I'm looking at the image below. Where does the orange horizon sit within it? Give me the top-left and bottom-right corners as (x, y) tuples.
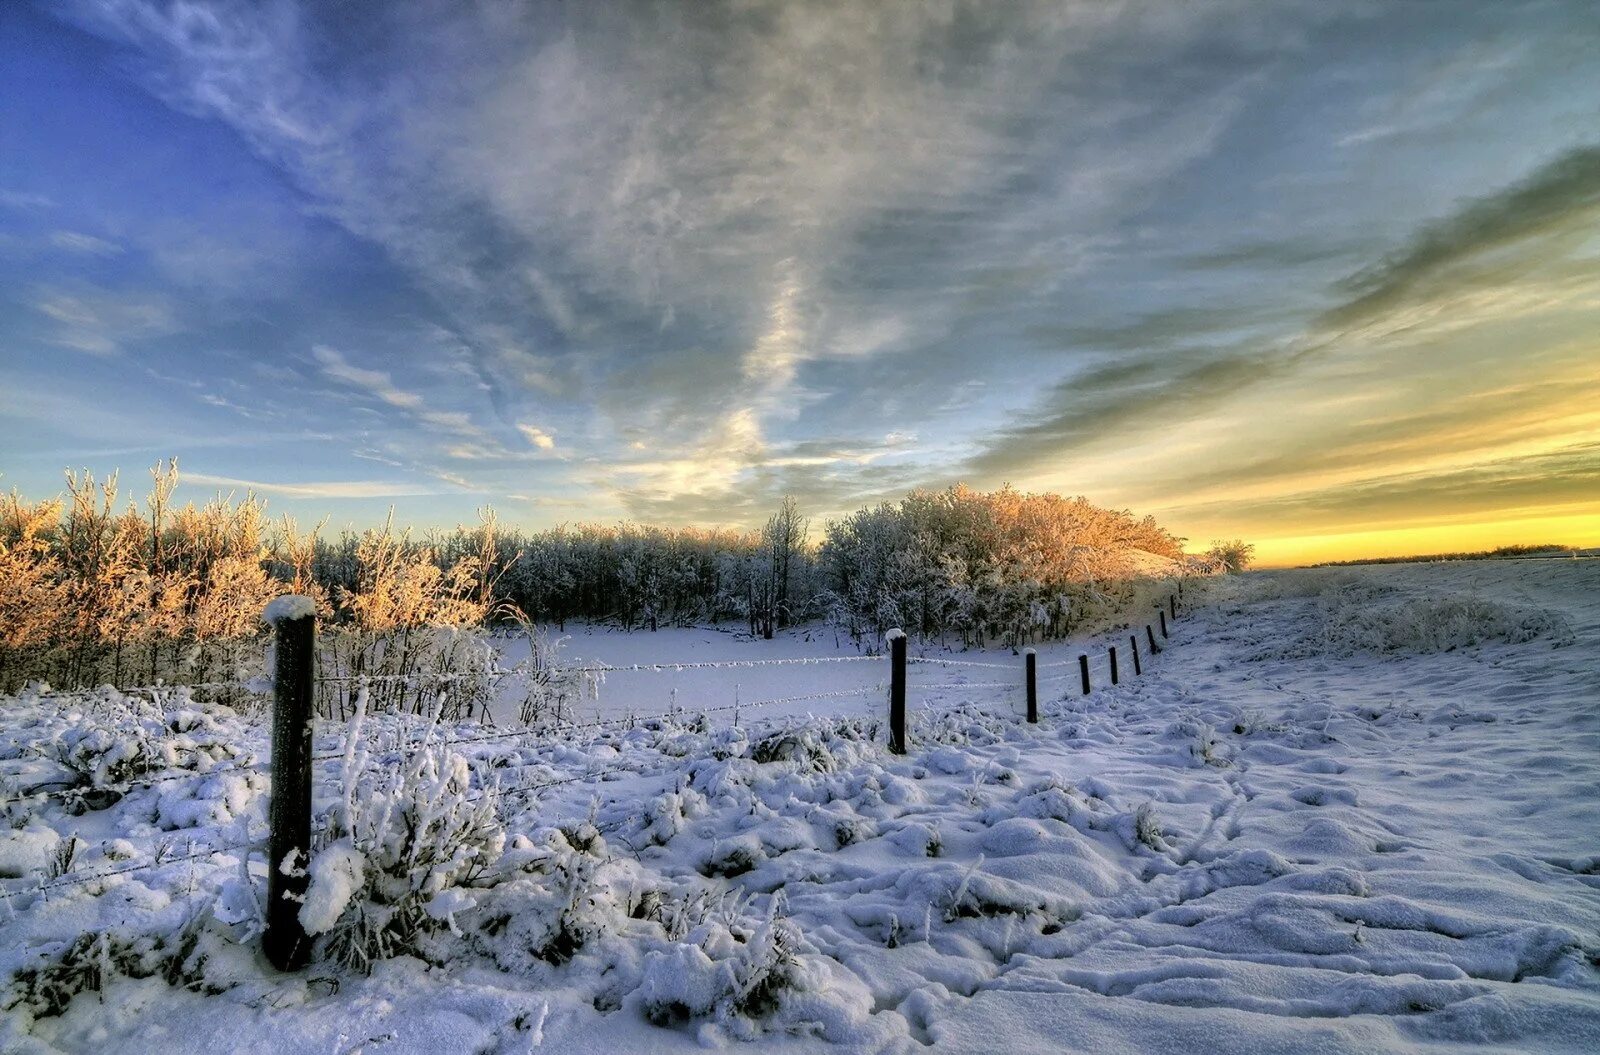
(1232, 510), (1600, 569)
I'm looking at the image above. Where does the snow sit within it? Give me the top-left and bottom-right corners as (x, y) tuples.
(3, 559), (1598, 1053)
(299, 841), (364, 935)
(261, 595), (317, 625)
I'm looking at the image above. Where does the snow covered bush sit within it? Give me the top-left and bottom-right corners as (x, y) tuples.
(469, 825), (618, 971)
(1205, 538), (1255, 573)
(4, 912), (231, 1020)
(300, 701), (506, 972)
(817, 484), (1190, 648)
(35, 691), (247, 812)
(634, 904), (804, 1036)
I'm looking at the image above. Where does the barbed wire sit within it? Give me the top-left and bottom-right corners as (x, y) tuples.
(0, 836), (257, 903)
(906, 656), (1019, 670)
(19, 680), (268, 701)
(7, 759), (271, 809)
(307, 682), (886, 764)
(915, 680), (1020, 692)
(573, 654), (882, 673)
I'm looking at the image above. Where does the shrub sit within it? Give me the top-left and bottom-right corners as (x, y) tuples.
(300, 701), (506, 972)
(1205, 539), (1255, 574)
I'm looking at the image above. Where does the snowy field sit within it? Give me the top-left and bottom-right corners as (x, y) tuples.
(3, 559), (1598, 1053)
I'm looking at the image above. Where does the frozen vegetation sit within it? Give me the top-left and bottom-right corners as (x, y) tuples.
(2, 558), (1598, 1053)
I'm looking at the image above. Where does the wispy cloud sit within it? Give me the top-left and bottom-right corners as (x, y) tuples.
(181, 471), (446, 499)
(309, 344), (494, 444)
(31, 286), (175, 355)
(1320, 144), (1600, 333)
(49, 231), (122, 256)
(16, 0), (1599, 554)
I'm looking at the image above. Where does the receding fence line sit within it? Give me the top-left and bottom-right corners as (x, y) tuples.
(8, 591), (1189, 961)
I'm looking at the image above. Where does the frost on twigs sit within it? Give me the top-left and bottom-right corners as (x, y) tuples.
(261, 594), (317, 625)
(302, 693), (506, 972)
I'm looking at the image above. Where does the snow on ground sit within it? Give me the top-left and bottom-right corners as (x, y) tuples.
(2, 560), (1598, 1053)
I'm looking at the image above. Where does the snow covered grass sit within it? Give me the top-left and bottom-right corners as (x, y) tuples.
(2, 559), (1598, 1053)
(1222, 569), (1576, 657)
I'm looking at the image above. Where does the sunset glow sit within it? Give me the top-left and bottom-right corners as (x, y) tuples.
(3, 1), (1598, 562)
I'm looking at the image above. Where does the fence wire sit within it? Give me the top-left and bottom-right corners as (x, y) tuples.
(0, 836), (257, 903)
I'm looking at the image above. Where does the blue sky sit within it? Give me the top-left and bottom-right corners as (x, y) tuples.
(2, 0), (1598, 564)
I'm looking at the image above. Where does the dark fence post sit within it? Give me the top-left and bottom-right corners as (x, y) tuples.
(264, 596), (315, 972)
(1169, 594), (1177, 620)
(1109, 646), (1119, 685)
(1147, 623), (1161, 654)
(1159, 610), (1169, 638)
(888, 629), (907, 755)
(1025, 648), (1038, 724)
(1129, 635), (1142, 676)
(1078, 653), (1091, 695)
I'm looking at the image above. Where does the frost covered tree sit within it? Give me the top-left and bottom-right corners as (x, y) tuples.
(1206, 539), (1256, 573)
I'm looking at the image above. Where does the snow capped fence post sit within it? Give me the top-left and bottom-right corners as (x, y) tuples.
(1129, 635), (1142, 676)
(888, 629), (907, 755)
(1025, 648), (1038, 724)
(1079, 654), (1091, 696)
(263, 595), (316, 972)
(1109, 645), (1119, 685)
(1159, 610), (1169, 638)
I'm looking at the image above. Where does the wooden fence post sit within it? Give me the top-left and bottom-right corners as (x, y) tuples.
(264, 596), (316, 972)
(1159, 610), (1169, 638)
(1147, 623), (1161, 654)
(1025, 648), (1037, 724)
(1078, 653), (1090, 696)
(1109, 646), (1119, 685)
(1169, 594), (1177, 620)
(1129, 635), (1142, 676)
(888, 629), (907, 755)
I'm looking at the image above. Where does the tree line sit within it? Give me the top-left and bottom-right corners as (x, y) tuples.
(0, 463), (1220, 694)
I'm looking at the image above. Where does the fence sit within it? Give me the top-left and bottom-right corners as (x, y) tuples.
(2, 589), (1188, 971)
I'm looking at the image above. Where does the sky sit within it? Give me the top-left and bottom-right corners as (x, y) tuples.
(2, 0), (1598, 567)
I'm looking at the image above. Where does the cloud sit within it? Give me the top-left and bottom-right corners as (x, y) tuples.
(0, 189), (54, 211)
(1173, 440), (1600, 534)
(309, 344), (498, 446)
(181, 471), (446, 499)
(31, 286), (176, 355)
(32, 0), (1600, 548)
(1321, 143), (1600, 333)
(965, 141), (1600, 487)
(49, 231), (122, 256)
(516, 424), (555, 450)
(310, 344), (422, 410)
(48, 0), (1319, 489)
